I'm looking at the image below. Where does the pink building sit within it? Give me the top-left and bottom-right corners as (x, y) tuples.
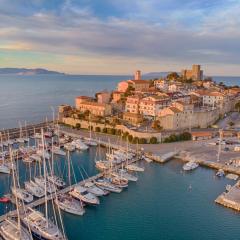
(125, 95), (142, 114)
(96, 91), (111, 104)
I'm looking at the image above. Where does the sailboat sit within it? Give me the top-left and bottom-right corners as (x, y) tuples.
(83, 181), (106, 196)
(54, 150), (85, 216)
(69, 185), (100, 205)
(11, 187), (33, 203)
(0, 148), (33, 240)
(22, 129), (67, 240)
(25, 180), (45, 198)
(95, 178), (122, 193)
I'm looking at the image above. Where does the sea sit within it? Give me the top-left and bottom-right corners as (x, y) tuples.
(0, 74), (240, 240)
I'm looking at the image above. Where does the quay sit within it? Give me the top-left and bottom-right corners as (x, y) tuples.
(215, 181), (240, 211)
(0, 122), (50, 140)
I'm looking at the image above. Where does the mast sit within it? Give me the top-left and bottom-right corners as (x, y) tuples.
(41, 128), (48, 227)
(67, 151), (71, 186)
(9, 148), (21, 236)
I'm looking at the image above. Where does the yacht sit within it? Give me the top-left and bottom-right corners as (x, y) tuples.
(117, 169), (138, 182)
(24, 180), (44, 198)
(216, 169), (225, 177)
(22, 208), (65, 240)
(69, 185), (100, 205)
(125, 164), (144, 172)
(47, 175), (66, 188)
(34, 177), (56, 194)
(183, 161), (199, 171)
(84, 138), (98, 147)
(11, 187), (33, 203)
(72, 140), (89, 150)
(95, 161), (110, 171)
(55, 193), (85, 216)
(84, 182), (106, 196)
(30, 154), (42, 162)
(111, 176), (128, 188)
(95, 178), (122, 193)
(52, 146), (66, 156)
(64, 143), (75, 152)
(0, 218), (32, 240)
(0, 164), (10, 174)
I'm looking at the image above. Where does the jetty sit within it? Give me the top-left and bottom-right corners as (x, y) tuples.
(215, 181), (240, 211)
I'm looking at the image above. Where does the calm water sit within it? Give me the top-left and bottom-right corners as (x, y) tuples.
(0, 74), (239, 129)
(0, 146), (239, 240)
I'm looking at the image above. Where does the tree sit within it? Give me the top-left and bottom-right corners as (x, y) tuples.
(132, 137), (139, 144)
(139, 138), (147, 144)
(228, 121), (234, 127)
(75, 123), (81, 129)
(166, 72), (179, 81)
(102, 128), (107, 133)
(150, 137), (158, 144)
(95, 127), (101, 132)
(151, 120), (162, 131)
(128, 135), (133, 142)
(179, 132), (191, 141)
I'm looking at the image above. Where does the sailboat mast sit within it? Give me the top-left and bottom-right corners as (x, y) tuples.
(67, 151), (71, 186)
(10, 148), (21, 235)
(41, 128), (48, 226)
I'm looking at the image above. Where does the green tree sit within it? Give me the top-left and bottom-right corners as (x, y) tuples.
(128, 135), (133, 142)
(166, 72), (179, 81)
(95, 127), (101, 132)
(75, 123), (81, 129)
(139, 138), (147, 144)
(132, 137), (139, 144)
(150, 137), (158, 144)
(102, 128), (107, 133)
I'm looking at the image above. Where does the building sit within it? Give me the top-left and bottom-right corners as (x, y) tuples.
(139, 96), (170, 117)
(117, 70), (150, 92)
(191, 131), (214, 141)
(75, 96), (94, 105)
(125, 95), (141, 114)
(112, 91), (125, 103)
(181, 64), (203, 81)
(76, 102), (112, 116)
(123, 112), (143, 126)
(96, 91), (111, 104)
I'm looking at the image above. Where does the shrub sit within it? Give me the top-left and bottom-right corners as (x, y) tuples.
(102, 128), (107, 133)
(107, 128), (116, 135)
(149, 137), (158, 144)
(128, 135), (133, 142)
(75, 123), (81, 129)
(132, 137), (139, 144)
(95, 127), (101, 132)
(139, 138), (147, 144)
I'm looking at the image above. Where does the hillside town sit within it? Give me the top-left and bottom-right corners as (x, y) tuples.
(59, 65), (240, 143)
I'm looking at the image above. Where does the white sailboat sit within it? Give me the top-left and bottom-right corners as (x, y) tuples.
(0, 148), (33, 240)
(24, 180), (44, 198)
(52, 146), (66, 156)
(84, 181), (106, 196)
(117, 169), (138, 182)
(69, 185), (100, 205)
(11, 187), (33, 203)
(125, 164), (144, 172)
(55, 152), (85, 216)
(34, 176), (56, 194)
(47, 175), (66, 188)
(95, 178), (122, 193)
(72, 139), (89, 150)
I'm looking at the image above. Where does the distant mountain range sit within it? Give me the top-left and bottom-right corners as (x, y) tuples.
(0, 68), (64, 75)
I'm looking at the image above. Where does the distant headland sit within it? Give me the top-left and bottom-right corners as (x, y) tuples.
(0, 68), (65, 75)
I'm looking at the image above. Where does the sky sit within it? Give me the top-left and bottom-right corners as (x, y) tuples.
(0, 0), (240, 75)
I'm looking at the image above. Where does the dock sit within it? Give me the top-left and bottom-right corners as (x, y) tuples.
(215, 181), (240, 211)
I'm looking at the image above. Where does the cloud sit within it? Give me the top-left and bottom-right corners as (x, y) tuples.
(0, 0), (240, 74)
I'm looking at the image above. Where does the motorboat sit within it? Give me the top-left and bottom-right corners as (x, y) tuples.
(24, 180), (45, 198)
(52, 146), (66, 156)
(0, 218), (32, 240)
(125, 164), (144, 172)
(0, 164), (10, 174)
(216, 169), (225, 177)
(183, 161), (199, 171)
(47, 175), (66, 188)
(117, 169), (138, 182)
(69, 185), (100, 205)
(64, 143), (75, 152)
(22, 208), (66, 240)
(111, 176), (128, 188)
(84, 182), (106, 196)
(34, 177), (56, 194)
(72, 140), (89, 150)
(95, 178), (122, 193)
(95, 161), (110, 171)
(11, 187), (33, 203)
(55, 193), (85, 216)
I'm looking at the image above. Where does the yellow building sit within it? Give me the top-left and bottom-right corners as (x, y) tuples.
(181, 64), (203, 81)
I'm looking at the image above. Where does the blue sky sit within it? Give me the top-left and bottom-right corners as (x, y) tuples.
(0, 0), (240, 75)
